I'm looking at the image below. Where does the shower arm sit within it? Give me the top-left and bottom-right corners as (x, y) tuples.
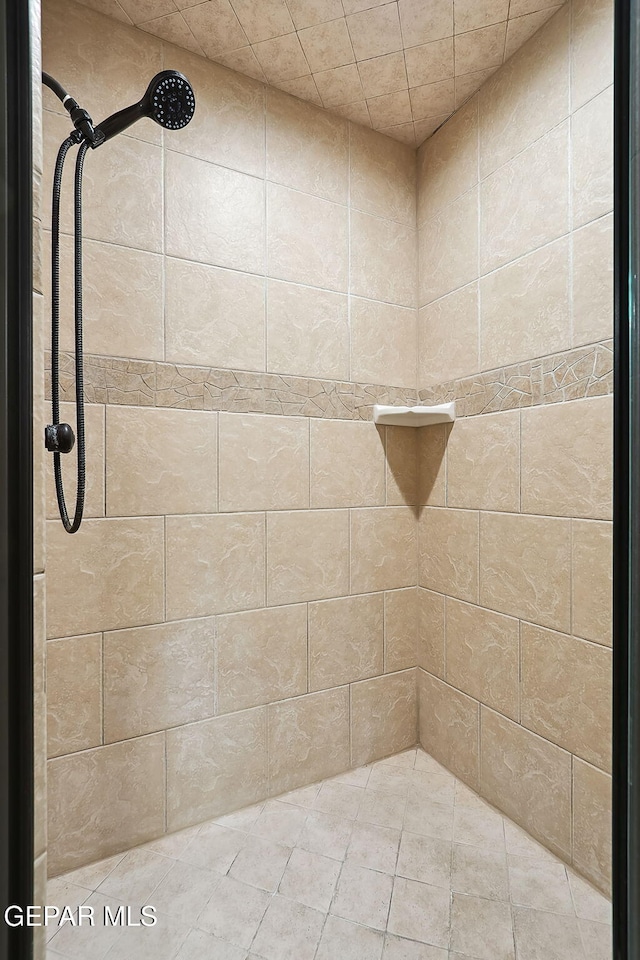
(42, 72), (104, 147)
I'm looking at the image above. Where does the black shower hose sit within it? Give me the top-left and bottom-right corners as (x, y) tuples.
(50, 135), (88, 533)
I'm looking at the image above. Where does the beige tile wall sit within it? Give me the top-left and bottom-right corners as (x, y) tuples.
(416, 0), (613, 894)
(40, 0), (614, 899)
(417, 0), (613, 384)
(42, 0), (419, 877)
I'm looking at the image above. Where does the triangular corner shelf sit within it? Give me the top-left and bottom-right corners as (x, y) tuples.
(372, 402), (456, 427)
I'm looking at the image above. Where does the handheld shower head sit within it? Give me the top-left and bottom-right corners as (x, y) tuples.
(93, 70), (195, 146)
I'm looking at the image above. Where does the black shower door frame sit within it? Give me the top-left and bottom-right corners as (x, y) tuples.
(614, 0), (640, 957)
(0, 0), (34, 957)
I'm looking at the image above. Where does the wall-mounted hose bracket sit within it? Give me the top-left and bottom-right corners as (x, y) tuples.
(44, 423), (75, 454)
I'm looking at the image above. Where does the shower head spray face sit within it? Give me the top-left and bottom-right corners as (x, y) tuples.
(146, 71), (196, 131)
(93, 70), (195, 146)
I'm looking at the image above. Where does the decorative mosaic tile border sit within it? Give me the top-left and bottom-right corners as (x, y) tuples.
(46, 352), (418, 421)
(45, 339), (613, 420)
(418, 340), (614, 417)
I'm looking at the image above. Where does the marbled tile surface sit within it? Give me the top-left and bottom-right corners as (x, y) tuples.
(418, 341), (613, 418)
(46, 747), (611, 960)
(47, 352), (418, 421)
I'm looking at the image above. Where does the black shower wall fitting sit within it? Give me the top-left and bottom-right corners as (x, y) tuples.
(42, 70), (196, 533)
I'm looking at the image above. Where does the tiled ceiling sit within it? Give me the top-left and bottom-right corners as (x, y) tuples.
(75, 0), (564, 146)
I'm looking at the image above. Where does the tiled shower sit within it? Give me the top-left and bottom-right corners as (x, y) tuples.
(32, 0), (614, 957)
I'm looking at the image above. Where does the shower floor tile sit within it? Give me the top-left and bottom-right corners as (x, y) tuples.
(46, 748), (611, 960)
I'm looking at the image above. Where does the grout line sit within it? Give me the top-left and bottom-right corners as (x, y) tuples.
(517, 619), (522, 724)
(347, 121), (353, 383)
(569, 517), (574, 636)
(308, 417), (311, 508)
(163, 730), (168, 834)
(215, 412), (220, 513)
(263, 511), (268, 609)
(212, 615), (218, 718)
(518, 408), (522, 514)
(443, 592), (448, 683)
(382, 590), (387, 674)
(476, 94), (482, 373)
(100, 632), (105, 746)
(306, 602), (310, 694)
(348, 682), (353, 768)
(264, 86), (269, 374)
(163, 515), (167, 623)
(570, 753), (575, 866)
(477, 698), (483, 797)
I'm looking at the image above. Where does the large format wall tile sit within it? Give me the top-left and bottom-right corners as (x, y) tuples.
(478, 4), (569, 178)
(571, 86), (613, 230)
(106, 407), (218, 516)
(166, 708), (268, 830)
(48, 733), (166, 875)
(520, 397), (613, 520)
(385, 587), (418, 672)
(417, 95), (478, 226)
(350, 298), (417, 389)
(479, 237), (571, 370)
(266, 280), (349, 381)
(267, 182), (348, 292)
(419, 189), (478, 306)
(219, 413), (309, 512)
(571, 0), (614, 111)
(572, 214), (613, 347)
(572, 519), (612, 646)
(163, 44), (266, 177)
(44, 234), (164, 361)
(351, 669), (417, 766)
(417, 424), (447, 506)
(46, 518), (164, 638)
(480, 708), (572, 860)
(165, 259), (266, 370)
(479, 513), (571, 631)
(166, 151), (265, 273)
(351, 211), (416, 308)
(572, 758), (612, 893)
(480, 122), (569, 274)
(310, 420), (385, 508)
(166, 513), (266, 619)
(351, 507), (417, 593)
(418, 670), (480, 788)
(386, 426), (419, 507)
(84, 134), (165, 254)
(446, 411), (520, 512)
(267, 510), (349, 605)
(43, 0), (162, 144)
(419, 283), (479, 386)
(350, 124), (416, 225)
(217, 605), (308, 713)
(419, 508), (479, 603)
(103, 618), (216, 742)
(309, 593), (384, 690)
(417, 588), (445, 678)
(49, 110), (164, 252)
(46, 634), (102, 758)
(446, 599), (519, 721)
(520, 623), (611, 771)
(267, 88), (348, 203)
(268, 688), (350, 795)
